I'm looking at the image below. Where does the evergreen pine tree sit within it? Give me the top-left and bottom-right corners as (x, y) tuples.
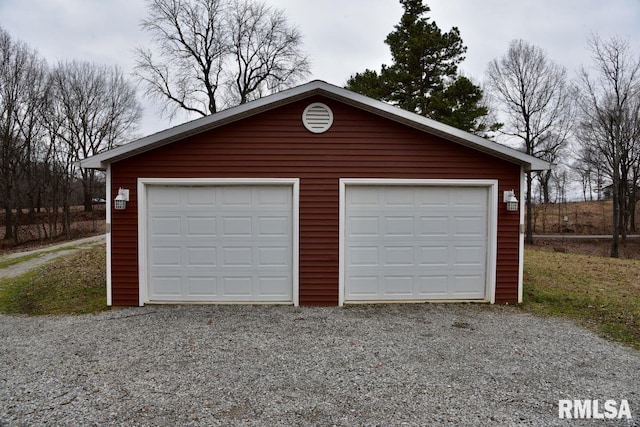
(346, 0), (497, 134)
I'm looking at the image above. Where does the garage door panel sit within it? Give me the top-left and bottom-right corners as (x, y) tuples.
(257, 246), (289, 266)
(151, 276), (183, 298)
(453, 216), (486, 236)
(147, 185), (293, 303)
(345, 185), (488, 302)
(257, 216), (290, 236)
(349, 246), (379, 266)
(186, 247), (216, 267)
(383, 187), (414, 206)
(258, 277), (291, 296)
(222, 277), (253, 296)
(454, 246), (485, 266)
(452, 275), (485, 298)
(257, 187), (290, 207)
(347, 276), (379, 296)
(418, 246), (449, 265)
(220, 187), (252, 206)
(419, 216), (449, 236)
(150, 247), (182, 266)
(151, 216), (182, 237)
(417, 188), (449, 206)
(384, 216), (414, 236)
(221, 216), (252, 236)
(222, 246), (252, 266)
(187, 277), (218, 296)
(418, 276), (449, 295)
(348, 187), (380, 207)
(186, 216), (217, 236)
(348, 216), (379, 236)
(185, 187), (216, 206)
(149, 187), (181, 207)
(383, 246), (414, 266)
(453, 187), (487, 206)
(383, 276), (413, 295)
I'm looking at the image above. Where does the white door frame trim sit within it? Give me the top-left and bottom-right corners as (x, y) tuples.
(137, 178), (300, 306)
(339, 178), (498, 306)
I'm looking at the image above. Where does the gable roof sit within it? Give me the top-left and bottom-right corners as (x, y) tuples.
(80, 80), (550, 171)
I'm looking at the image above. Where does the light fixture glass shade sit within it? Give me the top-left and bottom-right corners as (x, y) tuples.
(506, 194), (518, 211)
(114, 194), (127, 210)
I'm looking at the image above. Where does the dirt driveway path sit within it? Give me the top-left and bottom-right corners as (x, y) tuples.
(0, 235), (105, 280)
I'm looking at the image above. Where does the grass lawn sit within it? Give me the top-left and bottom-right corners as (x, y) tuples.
(523, 248), (640, 350)
(0, 244), (108, 315)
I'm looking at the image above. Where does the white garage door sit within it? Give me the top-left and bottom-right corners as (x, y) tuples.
(344, 185), (489, 302)
(146, 185), (293, 303)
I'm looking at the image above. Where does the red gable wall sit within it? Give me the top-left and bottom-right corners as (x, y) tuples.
(110, 96), (521, 306)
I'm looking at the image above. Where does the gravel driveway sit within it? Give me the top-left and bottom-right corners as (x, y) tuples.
(1, 304), (638, 426)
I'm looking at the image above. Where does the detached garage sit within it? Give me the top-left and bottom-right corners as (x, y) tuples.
(80, 80), (549, 307)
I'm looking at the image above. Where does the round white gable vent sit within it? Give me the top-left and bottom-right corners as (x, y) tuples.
(302, 102), (334, 133)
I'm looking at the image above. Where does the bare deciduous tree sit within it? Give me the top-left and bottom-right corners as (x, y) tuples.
(535, 130), (573, 204)
(134, 0), (310, 119)
(50, 61), (141, 211)
(0, 27), (48, 242)
(227, 0), (310, 105)
(577, 35), (640, 257)
(485, 39), (573, 244)
(572, 150), (605, 202)
(0, 27), (140, 245)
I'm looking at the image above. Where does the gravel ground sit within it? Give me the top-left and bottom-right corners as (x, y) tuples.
(0, 304), (638, 426)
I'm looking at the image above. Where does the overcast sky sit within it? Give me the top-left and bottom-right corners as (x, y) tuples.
(1, 0), (639, 136)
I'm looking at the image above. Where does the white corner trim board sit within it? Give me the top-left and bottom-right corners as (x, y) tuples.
(518, 169), (525, 303)
(339, 179), (498, 306)
(137, 178), (300, 306)
(105, 164), (112, 306)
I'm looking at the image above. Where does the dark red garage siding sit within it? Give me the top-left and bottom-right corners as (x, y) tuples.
(110, 95), (521, 306)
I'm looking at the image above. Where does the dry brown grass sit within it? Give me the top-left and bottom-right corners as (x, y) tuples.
(532, 238), (640, 260)
(523, 248), (640, 349)
(530, 199), (640, 235)
(531, 200), (623, 235)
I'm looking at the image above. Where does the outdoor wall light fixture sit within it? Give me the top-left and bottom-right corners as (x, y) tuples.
(503, 190), (519, 212)
(114, 188), (130, 210)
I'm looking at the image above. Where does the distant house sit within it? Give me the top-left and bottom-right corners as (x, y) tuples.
(600, 184), (640, 200)
(80, 81), (549, 307)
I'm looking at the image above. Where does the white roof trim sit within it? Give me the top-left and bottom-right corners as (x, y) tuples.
(80, 80), (550, 171)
